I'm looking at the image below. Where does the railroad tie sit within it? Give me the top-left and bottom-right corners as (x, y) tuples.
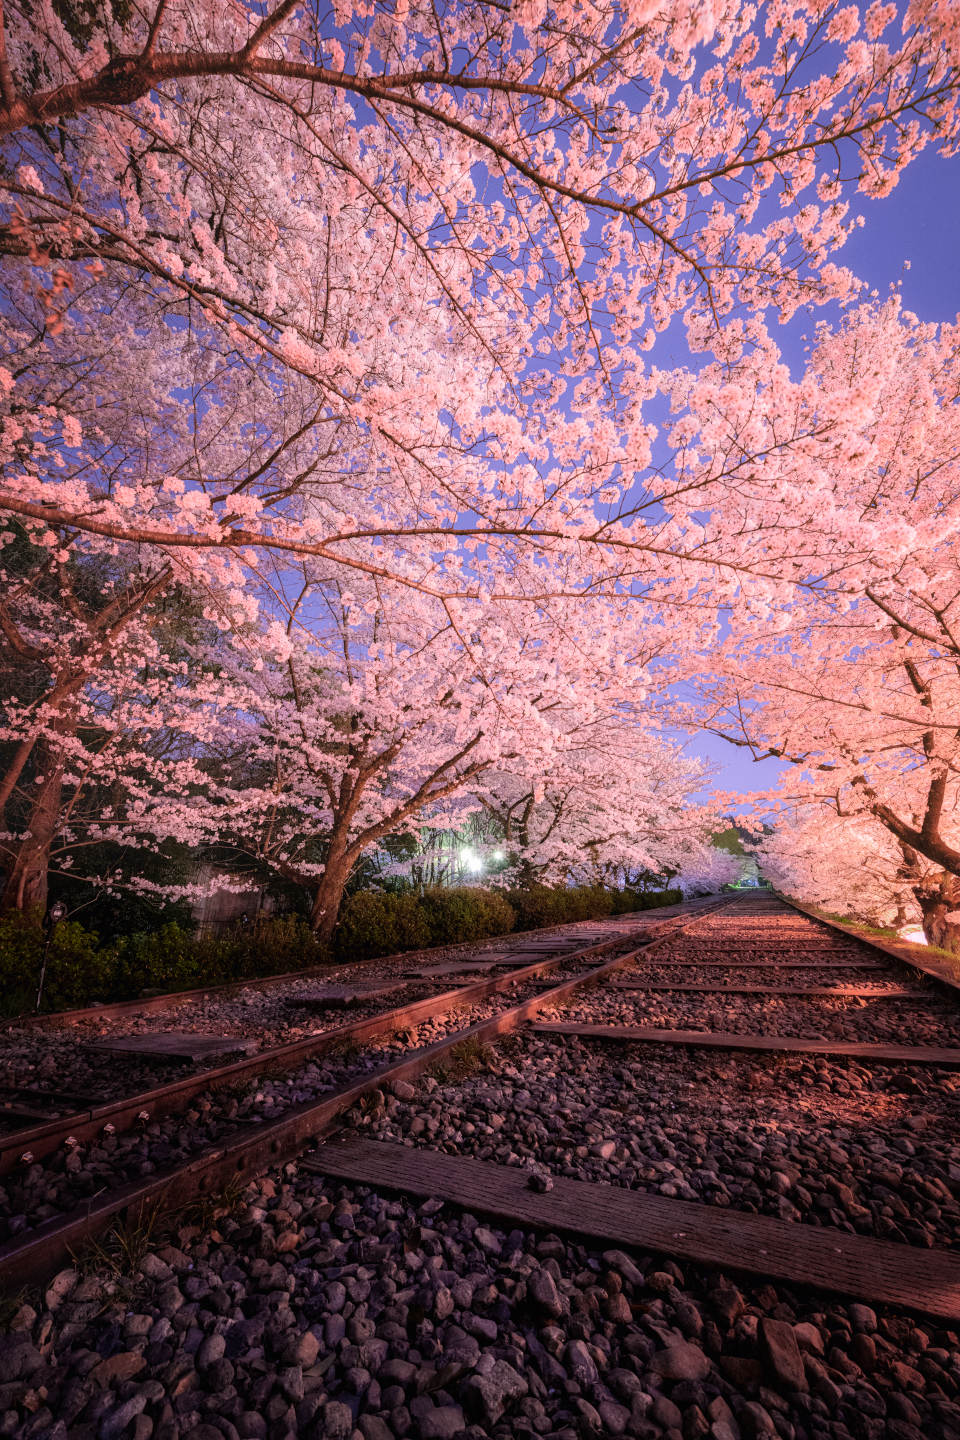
(306, 1137), (960, 1322)
(611, 982), (933, 999)
(639, 959), (886, 969)
(90, 1032), (261, 1062)
(528, 1024), (960, 1066)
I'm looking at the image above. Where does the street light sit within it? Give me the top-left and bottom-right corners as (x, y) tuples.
(36, 900), (67, 1013)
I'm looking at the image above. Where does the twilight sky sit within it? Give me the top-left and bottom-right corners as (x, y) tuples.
(687, 142), (960, 805)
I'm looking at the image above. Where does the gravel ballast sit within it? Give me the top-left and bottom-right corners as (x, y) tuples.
(2, 1166), (959, 1440)
(3, 895), (958, 1440)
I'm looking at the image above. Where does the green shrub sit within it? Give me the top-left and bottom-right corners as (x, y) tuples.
(334, 885), (516, 961)
(506, 883), (613, 929)
(506, 883), (681, 929)
(243, 914), (325, 975)
(334, 890), (433, 961)
(419, 887), (516, 946)
(0, 878), (685, 1017)
(0, 910), (327, 1016)
(115, 915), (325, 994)
(0, 910), (116, 1013)
(611, 886), (682, 913)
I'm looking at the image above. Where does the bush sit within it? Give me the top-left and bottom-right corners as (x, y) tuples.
(419, 887), (516, 946)
(335, 885), (516, 961)
(334, 890), (433, 962)
(0, 909), (116, 1013)
(506, 883), (681, 929)
(0, 880), (685, 1016)
(613, 886), (682, 913)
(506, 883), (613, 929)
(0, 910), (326, 1015)
(115, 915), (325, 995)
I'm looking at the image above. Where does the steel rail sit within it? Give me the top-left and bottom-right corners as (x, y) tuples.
(0, 900), (733, 1290)
(0, 902), (725, 1172)
(3, 899), (703, 1031)
(780, 896), (960, 998)
(0, 926), (654, 1175)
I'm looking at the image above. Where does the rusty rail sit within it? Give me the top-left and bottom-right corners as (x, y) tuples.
(780, 896), (960, 998)
(0, 929), (647, 1175)
(3, 899), (708, 1032)
(0, 900), (732, 1290)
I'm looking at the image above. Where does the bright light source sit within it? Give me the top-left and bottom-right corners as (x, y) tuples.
(492, 849), (505, 862)
(462, 849), (483, 871)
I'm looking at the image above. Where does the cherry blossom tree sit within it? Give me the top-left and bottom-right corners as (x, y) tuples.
(3, 3), (960, 937)
(754, 809), (924, 930)
(142, 574), (670, 941)
(1, 0), (958, 597)
(672, 298), (960, 948)
(476, 719), (727, 889)
(0, 522), (214, 911)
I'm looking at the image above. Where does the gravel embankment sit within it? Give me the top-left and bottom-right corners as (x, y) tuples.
(553, 988), (959, 1046)
(0, 912), (678, 1116)
(1, 1165), (958, 1440)
(0, 954), (612, 1243)
(365, 1033), (960, 1251)
(6, 898), (958, 1440)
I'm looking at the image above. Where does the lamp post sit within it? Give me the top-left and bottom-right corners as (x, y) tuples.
(36, 899), (67, 1013)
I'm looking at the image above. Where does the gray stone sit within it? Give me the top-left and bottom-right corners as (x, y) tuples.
(417, 1404), (465, 1439)
(100, 1394), (147, 1439)
(285, 1331), (320, 1368)
(91, 1352), (146, 1387)
(359, 1419), (395, 1440)
(196, 1333), (227, 1371)
(741, 1401), (778, 1438)
(792, 1323), (824, 1355)
(462, 1360), (528, 1425)
(528, 1270), (562, 1318)
(381, 1358), (418, 1386)
(597, 1400), (631, 1434)
(603, 1251), (644, 1287)
(323, 1401), (355, 1439)
(650, 1342), (710, 1383)
(564, 1340), (599, 1386)
(651, 1395), (683, 1430)
(45, 1268), (78, 1311)
(0, 1339), (41, 1384)
(472, 1227), (501, 1255)
(758, 1318), (807, 1391)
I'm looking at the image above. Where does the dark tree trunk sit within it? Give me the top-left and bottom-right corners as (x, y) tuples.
(0, 740), (63, 914)
(309, 851), (353, 946)
(913, 870), (960, 954)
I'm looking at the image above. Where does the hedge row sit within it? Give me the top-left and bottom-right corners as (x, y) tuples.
(0, 911), (324, 1016)
(334, 886), (516, 962)
(334, 883), (682, 962)
(0, 882), (684, 1014)
(505, 883), (680, 930)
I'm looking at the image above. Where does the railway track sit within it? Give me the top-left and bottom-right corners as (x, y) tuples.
(3, 894), (960, 1440)
(0, 899), (727, 1283)
(1, 899), (699, 1033)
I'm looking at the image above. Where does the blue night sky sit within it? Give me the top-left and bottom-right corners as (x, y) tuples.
(684, 142), (960, 805)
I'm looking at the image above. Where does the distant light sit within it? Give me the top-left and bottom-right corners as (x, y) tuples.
(462, 849), (483, 872)
(492, 850), (505, 862)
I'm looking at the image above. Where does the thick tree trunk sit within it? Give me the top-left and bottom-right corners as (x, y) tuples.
(913, 870), (960, 954)
(0, 741), (64, 914)
(309, 852), (353, 946)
